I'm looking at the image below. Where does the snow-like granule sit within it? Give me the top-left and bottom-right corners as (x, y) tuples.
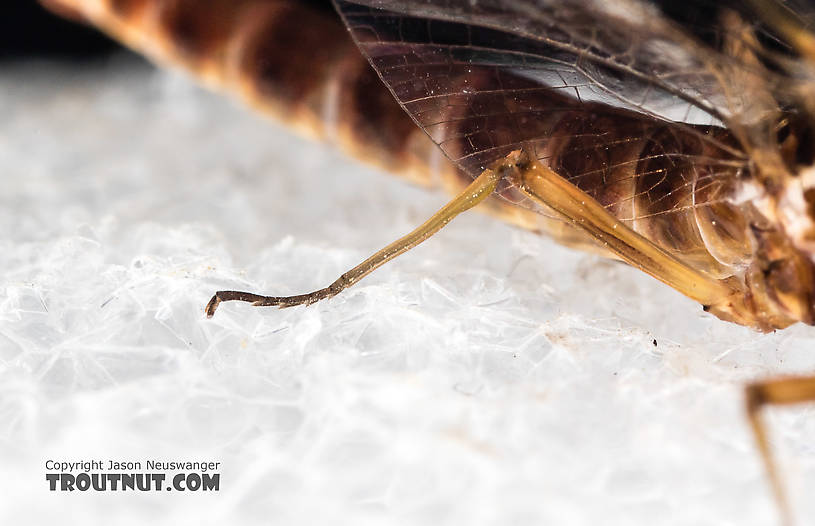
(1, 57), (814, 526)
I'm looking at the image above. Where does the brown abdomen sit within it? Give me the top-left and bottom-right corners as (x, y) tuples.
(37, 0), (752, 271)
(43, 0), (468, 190)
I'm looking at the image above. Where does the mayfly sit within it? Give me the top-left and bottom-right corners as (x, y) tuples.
(41, 0), (815, 522)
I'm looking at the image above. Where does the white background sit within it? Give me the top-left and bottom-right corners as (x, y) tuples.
(1, 56), (814, 525)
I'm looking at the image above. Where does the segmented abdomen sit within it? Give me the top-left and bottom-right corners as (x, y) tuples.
(44, 0), (752, 265)
(45, 1), (454, 185)
(44, 2), (783, 290)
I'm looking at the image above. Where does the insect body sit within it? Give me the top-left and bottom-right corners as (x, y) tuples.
(41, 0), (815, 521)
(44, 0), (815, 332)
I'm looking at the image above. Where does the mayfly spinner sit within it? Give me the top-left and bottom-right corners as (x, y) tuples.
(42, 0), (815, 522)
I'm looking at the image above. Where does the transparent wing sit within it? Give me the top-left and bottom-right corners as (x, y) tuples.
(334, 0), (812, 125)
(332, 0), (809, 212)
(331, 0), (813, 272)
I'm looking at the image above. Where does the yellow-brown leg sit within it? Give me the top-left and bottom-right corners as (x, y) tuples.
(207, 148), (751, 320)
(746, 375), (815, 526)
(205, 165), (502, 317)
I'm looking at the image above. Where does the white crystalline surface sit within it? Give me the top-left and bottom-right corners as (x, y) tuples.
(1, 57), (815, 526)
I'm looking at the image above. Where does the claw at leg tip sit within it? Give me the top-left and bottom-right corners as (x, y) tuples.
(205, 295), (219, 318)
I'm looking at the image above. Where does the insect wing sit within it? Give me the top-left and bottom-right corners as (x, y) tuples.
(335, 2), (736, 139)
(330, 0), (809, 277)
(330, 1), (761, 212)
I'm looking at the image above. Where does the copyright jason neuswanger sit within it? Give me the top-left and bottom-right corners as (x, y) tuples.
(45, 459), (221, 492)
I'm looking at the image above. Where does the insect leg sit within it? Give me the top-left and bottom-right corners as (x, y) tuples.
(205, 166), (502, 317)
(496, 149), (760, 327)
(746, 375), (815, 526)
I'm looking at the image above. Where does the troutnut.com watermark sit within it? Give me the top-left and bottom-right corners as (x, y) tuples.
(45, 459), (220, 492)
